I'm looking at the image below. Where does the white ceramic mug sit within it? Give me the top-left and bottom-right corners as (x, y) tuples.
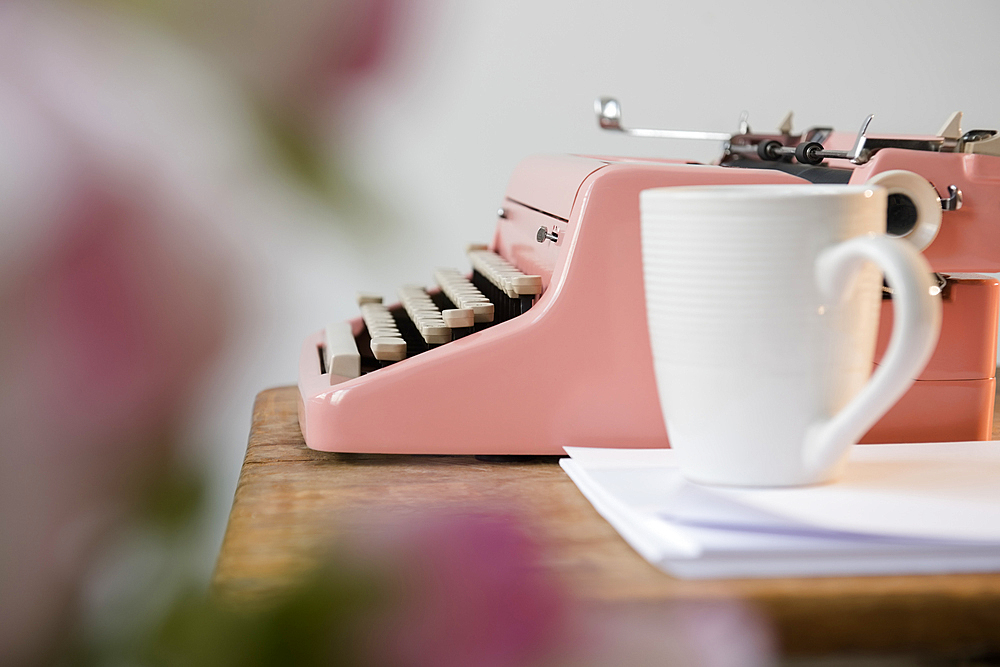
(640, 184), (941, 487)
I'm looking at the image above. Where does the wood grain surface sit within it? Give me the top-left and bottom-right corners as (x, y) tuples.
(213, 385), (1000, 657)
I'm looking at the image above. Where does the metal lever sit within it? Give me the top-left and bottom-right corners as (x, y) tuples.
(595, 97), (731, 142)
(810, 114), (872, 164)
(844, 115), (874, 163)
(939, 185), (963, 211)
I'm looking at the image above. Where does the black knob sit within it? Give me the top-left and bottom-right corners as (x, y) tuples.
(795, 141), (824, 165)
(757, 140), (782, 161)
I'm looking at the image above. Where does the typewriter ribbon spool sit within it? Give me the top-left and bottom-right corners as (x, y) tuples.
(865, 170), (943, 251)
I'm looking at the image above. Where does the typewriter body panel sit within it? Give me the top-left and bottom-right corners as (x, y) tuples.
(844, 148), (1000, 273)
(298, 156), (804, 454)
(299, 103), (1000, 453)
(862, 271), (998, 443)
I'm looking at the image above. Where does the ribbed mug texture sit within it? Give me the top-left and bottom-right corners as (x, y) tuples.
(640, 185), (886, 485)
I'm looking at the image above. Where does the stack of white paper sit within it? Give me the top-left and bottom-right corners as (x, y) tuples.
(561, 442), (1000, 579)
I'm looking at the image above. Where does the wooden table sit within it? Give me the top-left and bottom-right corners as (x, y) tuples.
(213, 386), (1000, 659)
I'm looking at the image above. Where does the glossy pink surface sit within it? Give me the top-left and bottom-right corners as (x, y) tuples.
(873, 275), (999, 381)
(864, 274), (999, 443)
(503, 154), (605, 221)
(849, 150), (1000, 273)
(861, 377), (995, 444)
(299, 157), (804, 453)
(298, 153), (1000, 454)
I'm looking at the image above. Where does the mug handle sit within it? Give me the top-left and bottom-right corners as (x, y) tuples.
(803, 235), (942, 478)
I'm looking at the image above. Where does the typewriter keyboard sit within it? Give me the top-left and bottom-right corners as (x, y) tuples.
(321, 248), (542, 379)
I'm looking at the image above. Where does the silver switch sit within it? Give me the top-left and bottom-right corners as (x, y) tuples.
(536, 226), (558, 243)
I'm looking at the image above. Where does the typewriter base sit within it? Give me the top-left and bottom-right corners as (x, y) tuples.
(298, 276), (1000, 454)
(862, 274), (999, 443)
(298, 327), (997, 453)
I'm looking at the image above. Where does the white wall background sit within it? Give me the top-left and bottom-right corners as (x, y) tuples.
(337, 0), (1000, 286)
(198, 0), (1000, 567)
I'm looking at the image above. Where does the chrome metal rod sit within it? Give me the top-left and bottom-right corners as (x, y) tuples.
(595, 97), (731, 142)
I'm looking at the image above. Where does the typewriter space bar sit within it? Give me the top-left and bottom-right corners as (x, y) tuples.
(324, 321), (361, 381)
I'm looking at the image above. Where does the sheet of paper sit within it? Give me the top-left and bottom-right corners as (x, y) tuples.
(561, 458), (1000, 578)
(565, 442), (1000, 543)
(561, 441), (1000, 579)
(713, 441), (1000, 543)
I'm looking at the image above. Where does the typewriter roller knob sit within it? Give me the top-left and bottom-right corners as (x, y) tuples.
(536, 226), (559, 243)
(866, 170), (943, 251)
(794, 141), (825, 165)
(757, 140), (782, 161)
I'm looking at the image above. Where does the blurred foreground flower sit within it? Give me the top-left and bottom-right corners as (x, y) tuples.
(128, 514), (567, 667)
(0, 0), (404, 660)
(95, 0), (405, 194)
(85, 512), (774, 667)
(98, 0), (400, 120)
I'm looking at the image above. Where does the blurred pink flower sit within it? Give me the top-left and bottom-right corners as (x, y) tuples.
(19, 183), (229, 450)
(0, 4), (235, 661)
(0, 0), (410, 659)
(340, 511), (775, 667)
(364, 513), (569, 667)
(93, 0), (408, 122)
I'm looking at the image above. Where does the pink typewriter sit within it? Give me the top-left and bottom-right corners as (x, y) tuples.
(298, 98), (1000, 454)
